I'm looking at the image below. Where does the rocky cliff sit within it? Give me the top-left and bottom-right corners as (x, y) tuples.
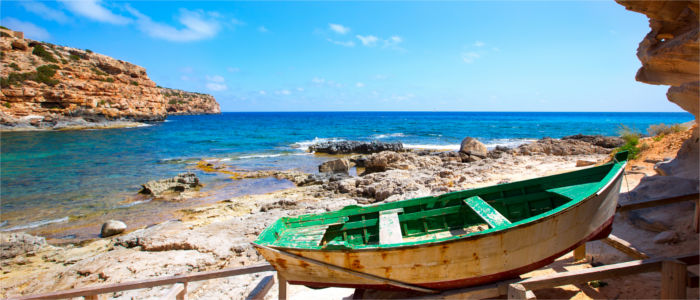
(0, 28), (219, 130)
(616, 0), (699, 180)
(161, 87), (220, 115)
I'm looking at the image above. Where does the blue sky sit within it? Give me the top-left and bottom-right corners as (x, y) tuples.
(0, 1), (684, 112)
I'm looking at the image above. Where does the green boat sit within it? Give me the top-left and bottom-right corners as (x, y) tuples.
(253, 151), (628, 291)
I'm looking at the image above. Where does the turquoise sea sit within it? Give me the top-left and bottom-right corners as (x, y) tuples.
(0, 112), (693, 240)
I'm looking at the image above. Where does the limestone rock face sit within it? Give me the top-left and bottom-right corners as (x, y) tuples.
(0, 232), (46, 259)
(0, 28), (166, 124)
(161, 87), (220, 115)
(616, 0), (699, 119)
(139, 172), (201, 197)
(616, 0), (699, 180)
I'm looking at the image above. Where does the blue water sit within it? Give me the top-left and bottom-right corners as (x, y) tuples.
(0, 112), (693, 239)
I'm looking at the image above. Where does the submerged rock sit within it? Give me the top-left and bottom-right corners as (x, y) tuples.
(309, 141), (403, 154)
(0, 232), (46, 259)
(319, 158), (351, 174)
(139, 172), (201, 197)
(101, 220), (127, 237)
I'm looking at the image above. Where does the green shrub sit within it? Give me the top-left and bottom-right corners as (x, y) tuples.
(647, 123), (685, 137)
(69, 54), (80, 61)
(0, 26), (8, 30)
(32, 44), (58, 63)
(8, 63), (20, 71)
(168, 99), (177, 105)
(3, 102), (11, 108)
(1, 32), (12, 38)
(614, 125), (642, 159)
(85, 49), (93, 53)
(35, 65), (60, 86)
(99, 77), (115, 83)
(130, 81), (139, 86)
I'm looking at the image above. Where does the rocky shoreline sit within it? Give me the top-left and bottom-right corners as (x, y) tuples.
(1, 134), (635, 298)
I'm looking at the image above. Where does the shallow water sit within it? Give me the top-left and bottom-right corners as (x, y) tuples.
(0, 111), (693, 240)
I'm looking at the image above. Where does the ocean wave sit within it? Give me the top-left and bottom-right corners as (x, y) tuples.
(115, 200), (151, 209)
(371, 133), (405, 139)
(136, 123), (152, 127)
(237, 152), (312, 160)
(291, 137), (345, 151)
(1, 217), (69, 231)
(483, 138), (536, 149)
(404, 144), (461, 151)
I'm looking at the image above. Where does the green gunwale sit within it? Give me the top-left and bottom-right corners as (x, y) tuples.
(255, 151), (628, 250)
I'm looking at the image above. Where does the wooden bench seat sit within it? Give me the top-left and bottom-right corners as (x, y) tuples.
(379, 208), (404, 244)
(464, 196), (512, 228)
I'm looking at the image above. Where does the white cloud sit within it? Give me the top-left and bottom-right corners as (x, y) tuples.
(356, 82), (365, 88)
(227, 67), (240, 73)
(60, 0), (130, 25)
(206, 83), (227, 91)
(0, 18), (50, 40)
(181, 67), (194, 73)
(329, 23), (350, 35)
(127, 7), (221, 42)
(258, 26), (268, 33)
(474, 41), (485, 47)
(312, 77), (325, 84)
(231, 18), (246, 26)
(296, 87), (304, 92)
(259, 90), (267, 95)
(206, 75), (225, 83)
(275, 89), (291, 95)
(356, 35), (378, 47)
(180, 75), (190, 81)
(374, 74), (387, 80)
(327, 38), (355, 47)
(461, 51), (480, 63)
(20, 1), (70, 23)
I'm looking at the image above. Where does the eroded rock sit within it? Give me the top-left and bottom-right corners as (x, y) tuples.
(0, 232), (46, 259)
(309, 141), (403, 154)
(319, 158), (350, 174)
(139, 172), (201, 197)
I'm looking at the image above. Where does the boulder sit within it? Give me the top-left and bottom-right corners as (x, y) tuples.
(10, 39), (28, 51)
(309, 141), (403, 154)
(653, 230), (679, 244)
(0, 232), (46, 259)
(101, 220), (127, 237)
(319, 158), (350, 174)
(459, 137), (488, 159)
(139, 172), (201, 197)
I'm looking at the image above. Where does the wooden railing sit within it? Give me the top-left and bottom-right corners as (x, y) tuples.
(8, 193), (699, 300)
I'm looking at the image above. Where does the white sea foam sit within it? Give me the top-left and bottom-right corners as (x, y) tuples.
(404, 144), (461, 151)
(136, 123), (152, 127)
(371, 133), (405, 139)
(1, 217), (69, 231)
(115, 200), (151, 209)
(291, 137), (345, 151)
(237, 153), (312, 160)
(483, 138), (536, 149)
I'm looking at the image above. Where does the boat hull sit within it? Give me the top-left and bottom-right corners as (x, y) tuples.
(254, 168), (623, 291)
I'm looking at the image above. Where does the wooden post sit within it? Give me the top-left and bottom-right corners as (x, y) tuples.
(161, 283), (185, 300)
(573, 244), (586, 261)
(507, 283), (535, 300)
(603, 235), (649, 259)
(278, 273), (287, 300)
(661, 260), (687, 299)
(247, 276), (274, 300)
(84, 295), (105, 300)
(176, 282), (187, 300)
(693, 199), (699, 233)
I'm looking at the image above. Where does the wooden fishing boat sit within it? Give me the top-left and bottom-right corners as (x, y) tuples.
(253, 151), (628, 291)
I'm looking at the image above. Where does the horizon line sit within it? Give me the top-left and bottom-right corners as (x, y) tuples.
(213, 110), (693, 114)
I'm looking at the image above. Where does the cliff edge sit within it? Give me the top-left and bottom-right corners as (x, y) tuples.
(616, 0), (699, 180)
(161, 87), (220, 115)
(0, 28), (220, 130)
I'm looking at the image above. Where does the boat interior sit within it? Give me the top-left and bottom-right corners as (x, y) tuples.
(262, 159), (621, 249)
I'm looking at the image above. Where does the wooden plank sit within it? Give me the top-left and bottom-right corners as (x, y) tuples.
(661, 260), (687, 299)
(602, 234), (649, 259)
(379, 209), (404, 244)
(464, 196), (511, 228)
(518, 257), (664, 291)
(176, 282), (186, 300)
(507, 283), (536, 300)
(13, 263), (275, 300)
(573, 244), (586, 261)
(160, 283), (184, 300)
(247, 275), (274, 300)
(617, 193), (699, 212)
(278, 274), (287, 300)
